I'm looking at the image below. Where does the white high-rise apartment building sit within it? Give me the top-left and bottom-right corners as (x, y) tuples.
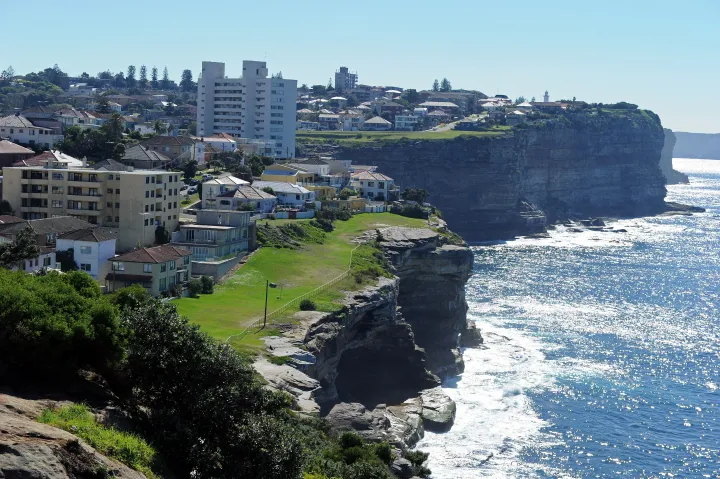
(197, 61), (297, 158)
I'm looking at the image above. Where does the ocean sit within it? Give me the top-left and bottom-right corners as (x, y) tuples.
(418, 158), (720, 478)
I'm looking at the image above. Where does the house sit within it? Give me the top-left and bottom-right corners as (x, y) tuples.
(506, 110), (527, 125)
(341, 114), (364, 131)
(0, 140), (34, 168)
(487, 109), (506, 122)
(320, 197), (367, 212)
(106, 244), (191, 296)
(318, 114), (341, 131)
(394, 115), (420, 131)
(297, 120), (320, 131)
(515, 101), (534, 112)
(260, 164), (314, 185)
(171, 215), (251, 262)
(251, 181), (315, 208)
(455, 118), (483, 131)
(56, 228), (117, 280)
(199, 133), (237, 153)
(288, 157), (330, 176)
(0, 114), (63, 149)
(306, 185), (336, 200)
(362, 116), (392, 131)
(121, 145), (175, 170)
(530, 101), (566, 113)
(11, 150), (84, 168)
(426, 109), (450, 124)
(139, 136), (195, 161)
(0, 216), (97, 273)
(418, 101), (460, 112)
(350, 171), (395, 201)
(201, 174), (250, 209)
(370, 99), (404, 119)
(214, 185), (277, 213)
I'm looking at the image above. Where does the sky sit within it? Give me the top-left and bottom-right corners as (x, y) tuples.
(4, 0), (718, 132)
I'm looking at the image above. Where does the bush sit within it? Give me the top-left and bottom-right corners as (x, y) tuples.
(200, 275), (214, 294)
(188, 278), (202, 298)
(0, 269), (124, 378)
(299, 299), (316, 311)
(318, 208), (352, 221)
(39, 404), (158, 478)
(391, 203), (429, 219)
(310, 218), (334, 232)
(237, 203), (255, 211)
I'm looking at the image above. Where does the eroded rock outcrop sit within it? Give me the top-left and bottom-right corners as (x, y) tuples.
(660, 129), (689, 184)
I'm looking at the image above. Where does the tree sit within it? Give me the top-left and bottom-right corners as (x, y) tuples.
(401, 187), (430, 204)
(150, 66), (158, 89)
(183, 160), (198, 180)
(95, 95), (111, 113)
(271, 71), (283, 79)
(155, 226), (170, 245)
(0, 65), (15, 81)
(311, 84), (327, 96)
(166, 123), (174, 136)
(0, 226), (41, 269)
(327, 77), (333, 91)
(261, 186), (275, 195)
(0, 200), (12, 215)
(126, 65), (136, 88)
(180, 69), (194, 92)
(432, 79), (440, 92)
(139, 65), (148, 89)
(531, 96), (536, 102)
(80, 72), (90, 79)
(339, 187), (357, 200)
(98, 70), (113, 80)
(402, 89), (420, 105)
(515, 96), (526, 104)
(113, 72), (126, 88)
(161, 66), (170, 90)
(440, 78), (451, 92)
(187, 121), (197, 135)
(153, 120), (166, 136)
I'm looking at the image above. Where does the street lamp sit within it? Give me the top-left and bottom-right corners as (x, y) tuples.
(263, 280), (278, 329)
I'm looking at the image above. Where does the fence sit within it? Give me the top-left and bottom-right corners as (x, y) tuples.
(225, 244), (361, 344)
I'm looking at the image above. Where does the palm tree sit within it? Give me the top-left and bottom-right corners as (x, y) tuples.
(153, 120), (166, 136)
(166, 124), (175, 136)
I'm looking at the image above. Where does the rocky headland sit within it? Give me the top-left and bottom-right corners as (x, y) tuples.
(255, 226), (476, 448)
(660, 129), (689, 184)
(302, 110), (700, 241)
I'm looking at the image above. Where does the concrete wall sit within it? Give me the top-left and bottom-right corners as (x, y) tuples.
(191, 255), (242, 281)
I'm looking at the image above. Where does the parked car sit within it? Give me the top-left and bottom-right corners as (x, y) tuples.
(202, 174), (213, 181)
(187, 187), (197, 194)
(189, 178), (200, 185)
(180, 184), (189, 191)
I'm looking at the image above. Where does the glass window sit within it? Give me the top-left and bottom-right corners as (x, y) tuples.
(160, 263), (167, 272)
(143, 264), (152, 273)
(115, 203), (120, 208)
(115, 189), (120, 194)
(159, 278), (167, 291)
(80, 264), (91, 271)
(80, 246), (92, 255)
(112, 261), (124, 271)
(170, 260), (176, 270)
(115, 216), (119, 222)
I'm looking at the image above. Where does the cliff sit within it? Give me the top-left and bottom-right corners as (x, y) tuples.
(306, 110), (669, 240)
(660, 129), (689, 184)
(255, 227), (476, 447)
(673, 131), (720, 159)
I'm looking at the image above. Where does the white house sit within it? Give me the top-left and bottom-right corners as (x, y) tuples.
(0, 115), (63, 149)
(394, 115), (420, 131)
(341, 114), (364, 131)
(251, 181), (315, 208)
(56, 228), (117, 280)
(202, 174), (250, 208)
(350, 171), (395, 201)
(288, 158), (330, 176)
(215, 185), (277, 213)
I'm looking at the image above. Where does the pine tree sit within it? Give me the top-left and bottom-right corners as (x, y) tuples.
(150, 67), (159, 89)
(432, 79), (440, 92)
(161, 67), (170, 90)
(126, 65), (136, 88)
(180, 69), (194, 92)
(440, 78), (451, 92)
(139, 65), (148, 89)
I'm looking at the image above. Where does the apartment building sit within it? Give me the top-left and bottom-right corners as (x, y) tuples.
(196, 60), (297, 158)
(334, 66), (358, 92)
(1, 157), (182, 252)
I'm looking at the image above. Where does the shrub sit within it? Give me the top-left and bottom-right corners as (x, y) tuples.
(200, 275), (214, 294)
(310, 218), (334, 232)
(299, 299), (316, 311)
(39, 404), (158, 478)
(237, 203), (255, 211)
(188, 278), (202, 298)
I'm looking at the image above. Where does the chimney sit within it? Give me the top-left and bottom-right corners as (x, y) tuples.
(82, 156), (87, 167)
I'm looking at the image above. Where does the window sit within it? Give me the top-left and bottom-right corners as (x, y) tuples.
(115, 216), (119, 222)
(112, 261), (124, 271)
(51, 200), (63, 208)
(183, 255), (190, 265)
(143, 264), (152, 273)
(115, 202), (120, 208)
(43, 256), (52, 267)
(159, 278), (167, 291)
(52, 186), (64, 194)
(378, 182), (384, 189)
(80, 246), (92, 255)
(146, 177), (150, 184)
(107, 202), (112, 208)
(368, 182), (375, 187)
(107, 188), (113, 194)
(108, 174), (114, 180)
(145, 191), (150, 198)
(80, 263), (91, 271)
(160, 263), (167, 272)
(115, 189), (120, 194)
(169, 260), (176, 271)
(144, 219), (149, 226)
(145, 205), (149, 212)
(107, 216), (112, 222)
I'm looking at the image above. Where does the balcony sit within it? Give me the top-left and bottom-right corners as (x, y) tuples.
(68, 192), (103, 199)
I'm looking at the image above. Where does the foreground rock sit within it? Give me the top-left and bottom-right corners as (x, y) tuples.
(0, 393), (146, 479)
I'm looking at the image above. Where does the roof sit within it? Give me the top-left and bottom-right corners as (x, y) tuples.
(122, 145), (173, 164)
(262, 168), (298, 176)
(0, 216), (94, 237)
(0, 215), (23, 225)
(139, 136), (195, 147)
(530, 102), (565, 107)
(419, 101), (460, 108)
(364, 116), (392, 125)
(292, 157), (329, 166)
(112, 244), (191, 263)
(372, 99), (403, 108)
(297, 108), (314, 114)
(0, 140), (33, 155)
(179, 224), (236, 231)
(351, 171), (393, 181)
(251, 181), (312, 195)
(508, 110), (526, 116)
(12, 150), (83, 167)
(319, 114), (340, 119)
(211, 133), (236, 142)
(427, 110), (450, 117)
(218, 185), (276, 200)
(93, 159), (129, 171)
(0, 114), (36, 128)
(517, 102), (533, 107)
(57, 228), (117, 242)
(330, 96), (347, 100)
(203, 174), (249, 186)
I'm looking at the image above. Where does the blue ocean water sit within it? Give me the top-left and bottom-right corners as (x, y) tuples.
(418, 159), (720, 478)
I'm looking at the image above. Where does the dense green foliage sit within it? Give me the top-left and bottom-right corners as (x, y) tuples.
(55, 114), (127, 160)
(0, 226), (41, 269)
(0, 269), (124, 377)
(299, 299), (317, 311)
(39, 404), (158, 478)
(400, 188), (430, 203)
(257, 221), (327, 248)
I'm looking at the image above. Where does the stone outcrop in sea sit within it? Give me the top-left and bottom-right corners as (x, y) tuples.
(660, 129), (689, 184)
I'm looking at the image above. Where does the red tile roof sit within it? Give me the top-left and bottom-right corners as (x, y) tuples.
(112, 244), (191, 263)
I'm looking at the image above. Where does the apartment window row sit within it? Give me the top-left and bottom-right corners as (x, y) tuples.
(270, 113), (283, 117)
(270, 105), (284, 110)
(105, 216), (120, 223)
(270, 120), (283, 125)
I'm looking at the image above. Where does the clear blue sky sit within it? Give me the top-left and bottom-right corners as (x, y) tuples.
(4, 0), (718, 132)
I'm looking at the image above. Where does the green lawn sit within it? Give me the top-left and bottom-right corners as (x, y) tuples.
(175, 213), (427, 346)
(296, 126), (512, 144)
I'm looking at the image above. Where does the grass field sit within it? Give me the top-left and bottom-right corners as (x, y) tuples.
(174, 213), (427, 349)
(296, 126), (512, 144)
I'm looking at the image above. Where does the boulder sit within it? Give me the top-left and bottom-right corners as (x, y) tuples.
(420, 387), (456, 432)
(325, 402), (392, 442)
(390, 457), (414, 478)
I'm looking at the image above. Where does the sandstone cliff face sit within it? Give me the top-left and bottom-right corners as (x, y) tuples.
(309, 113), (668, 240)
(660, 129), (689, 184)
